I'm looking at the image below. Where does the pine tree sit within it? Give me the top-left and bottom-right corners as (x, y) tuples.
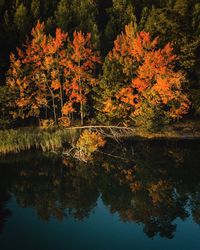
(55, 0), (71, 32)
(144, 3), (200, 83)
(103, 0), (137, 52)
(72, 0), (100, 48)
(31, 0), (40, 20)
(14, 3), (30, 40)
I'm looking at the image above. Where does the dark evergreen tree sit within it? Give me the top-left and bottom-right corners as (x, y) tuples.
(103, 0), (137, 53)
(14, 3), (30, 40)
(31, 0), (40, 20)
(55, 0), (71, 32)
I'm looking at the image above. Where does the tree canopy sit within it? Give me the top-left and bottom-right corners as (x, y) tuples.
(0, 0), (199, 129)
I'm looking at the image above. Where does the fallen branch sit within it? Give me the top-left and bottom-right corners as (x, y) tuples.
(64, 125), (135, 130)
(64, 125), (136, 140)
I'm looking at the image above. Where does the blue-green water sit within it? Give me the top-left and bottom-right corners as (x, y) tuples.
(1, 140), (200, 250)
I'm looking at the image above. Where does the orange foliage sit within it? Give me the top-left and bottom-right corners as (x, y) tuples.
(62, 31), (101, 123)
(106, 23), (190, 122)
(76, 130), (106, 161)
(103, 99), (117, 113)
(51, 80), (61, 90)
(62, 103), (75, 116)
(7, 21), (100, 123)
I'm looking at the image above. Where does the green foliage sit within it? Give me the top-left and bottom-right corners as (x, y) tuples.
(95, 56), (128, 124)
(103, 0), (137, 52)
(144, 2), (200, 78)
(191, 89), (200, 115)
(142, 2), (200, 115)
(55, 0), (100, 46)
(192, 3), (200, 35)
(14, 3), (30, 40)
(0, 86), (16, 128)
(144, 7), (181, 45)
(173, 0), (190, 16)
(132, 102), (170, 132)
(31, 0), (40, 19)
(55, 0), (71, 32)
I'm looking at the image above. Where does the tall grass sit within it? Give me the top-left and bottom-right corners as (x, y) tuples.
(0, 127), (79, 155)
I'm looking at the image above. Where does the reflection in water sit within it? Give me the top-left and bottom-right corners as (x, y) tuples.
(0, 141), (200, 239)
(0, 190), (11, 234)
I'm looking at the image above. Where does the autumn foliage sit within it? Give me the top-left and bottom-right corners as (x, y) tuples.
(6, 22), (190, 130)
(102, 24), (190, 129)
(61, 31), (101, 125)
(76, 130), (106, 161)
(7, 21), (101, 126)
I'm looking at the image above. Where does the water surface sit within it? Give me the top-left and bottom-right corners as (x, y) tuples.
(0, 140), (200, 250)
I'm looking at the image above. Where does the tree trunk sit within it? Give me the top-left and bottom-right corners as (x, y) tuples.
(52, 94), (57, 124)
(78, 61), (83, 125)
(46, 80), (57, 124)
(59, 75), (63, 114)
(80, 88), (83, 125)
(60, 86), (63, 111)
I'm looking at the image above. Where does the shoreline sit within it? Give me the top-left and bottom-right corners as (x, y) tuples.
(0, 119), (200, 155)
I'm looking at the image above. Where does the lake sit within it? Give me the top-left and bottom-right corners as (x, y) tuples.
(0, 140), (200, 250)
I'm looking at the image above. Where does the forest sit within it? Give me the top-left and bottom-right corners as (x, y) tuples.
(0, 0), (200, 132)
(1, 2), (200, 247)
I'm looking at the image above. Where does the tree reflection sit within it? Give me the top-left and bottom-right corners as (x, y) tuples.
(0, 190), (11, 234)
(0, 141), (200, 239)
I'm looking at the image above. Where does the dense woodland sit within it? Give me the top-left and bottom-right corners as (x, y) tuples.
(0, 0), (200, 131)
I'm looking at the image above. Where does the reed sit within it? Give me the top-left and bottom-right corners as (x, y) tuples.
(0, 127), (79, 155)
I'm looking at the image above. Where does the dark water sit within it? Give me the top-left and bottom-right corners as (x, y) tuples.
(1, 140), (200, 250)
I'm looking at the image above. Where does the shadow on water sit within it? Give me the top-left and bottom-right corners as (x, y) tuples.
(0, 190), (11, 234)
(0, 140), (200, 240)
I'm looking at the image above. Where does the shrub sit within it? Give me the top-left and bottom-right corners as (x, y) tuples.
(75, 130), (106, 162)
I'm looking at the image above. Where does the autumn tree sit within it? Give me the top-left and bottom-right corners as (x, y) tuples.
(60, 31), (101, 125)
(75, 130), (105, 161)
(143, 2), (200, 93)
(6, 21), (101, 126)
(100, 23), (190, 130)
(6, 21), (68, 123)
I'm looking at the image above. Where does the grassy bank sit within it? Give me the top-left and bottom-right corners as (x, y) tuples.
(0, 127), (79, 155)
(132, 119), (200, 140)
(64, 120), (200, 140)
(0, 119), (200, 155)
